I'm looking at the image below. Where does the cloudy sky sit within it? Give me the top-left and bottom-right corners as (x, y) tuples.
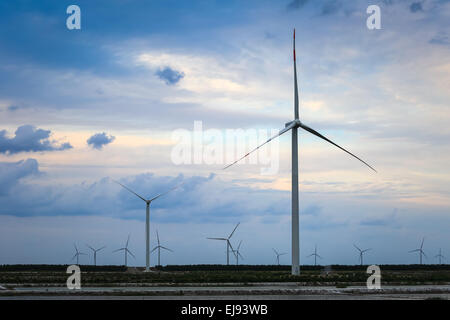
(0, 0), (449, 267)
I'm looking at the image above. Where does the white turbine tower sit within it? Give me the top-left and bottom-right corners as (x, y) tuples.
(86, 245), (106, 266)
(272, 248), (287, 266)
(409, 238), (426, 265)
(151, 229), (173, 266)
(113, 234), (135, 267)
(354, 244), (371, 266)
(223, 30), (376, 275)
(435, 248), (445, 265)
(207, 222), (240, 265)
(232, 240), (244, 266)
(307, 244), (322, 266)
(114, 180), (181, 272)
(71, 244), (87, 265)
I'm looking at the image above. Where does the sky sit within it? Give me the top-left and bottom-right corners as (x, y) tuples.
(0, 0), (449, 267)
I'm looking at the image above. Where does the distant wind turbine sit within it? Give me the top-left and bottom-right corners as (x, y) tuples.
(223, 29), (376, 275)
(354, 244), (371, 266)
(409, 238), (426, 265)
(151, 229), (173, 266)
(307, 244), (322, 266)
(272, 248), (287, 266)
(71, 244), (87, 265)
(113, 234), (135, 267)
(435, 248), (445, 265)
(207, 223), (240, 265)
(232, 240), (244, 266)
(86, 245), (106, 266)
(114, 180), (182, 272)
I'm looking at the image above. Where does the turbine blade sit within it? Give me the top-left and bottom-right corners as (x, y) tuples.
(293, 28), (299, 120)
(126, 234), (130, 248)
(307, 254), (315, 257)
(420, 237), (425, 249)
(299, 123), (377, 173)
(272, 248), (279, 255)
(156, 229), (160, 245)
(86, 244), (95, 251)
(98, 246), (106, 251)
(353, 244), (361, 252)
(161, 246), (173, 252)
(149, 183), (184, 202)
(114, 180), (147, 202)
(113, 248), (125, 253)
(223, 123), (295, 170)
(151, 246), (159, 253)
(127, 249), (136, 259)
(409, 249), (420, 253)
(237, 240), (242, 250)
(207, 237), (227, 241)
(228, 222), (240, 239)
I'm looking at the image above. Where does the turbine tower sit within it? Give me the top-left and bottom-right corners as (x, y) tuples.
(151, 229), (173, 266)
(409, 238), (426, 265)
(207, 222), (240, 265)
(272, 248), (287, 266)
(71, 244), (87, 265)
(114, 180), (181, 272)
(223, 30), (376, 275)
(232, 240), (244, 266)
(86, 245), (106, 266)
(435, 248), (445, 265)
(307, 244), (322, 266)
(354, 244), (371, 266)
(113, 234), (135, 267)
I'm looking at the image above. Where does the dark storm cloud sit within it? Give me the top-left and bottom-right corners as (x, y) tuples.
(155, 67), (185, 85)
(0, 125), (72, 154)
(410, 2), (423, 12)
(87, 132), (115, 150)
(321, 0), (342, 15)
(287, 0), (309, 10)
(7, 105), (20, 112)
(0, 159), (40, 195)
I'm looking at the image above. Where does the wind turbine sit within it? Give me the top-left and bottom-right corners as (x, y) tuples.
(113, 234), (135, 267)
(86, 245), (106, 266)
(151, 229), (173, 266)
(71, 244), (87, 265)
(272, 248), (287, 266)
(207, 223), (240, 265)
(232, 240), (244, 266)
(307, 244), (322, 266)
(435, 248), (445, 265)
(409, 238), (426, 264)
(114, 180), (181, 272)
(354, 244), (371, 266)
(223, 30), (376, 275)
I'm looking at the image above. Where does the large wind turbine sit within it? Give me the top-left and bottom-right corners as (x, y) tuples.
(307, 244), (322, 266)
(86, 245), (106, 266)
(435, 248), (445, 265)
(232, 240), (244, 266)
(223, 30), (376, 275)
(409, 238), (426, 265)
(114, 180), (181, 272)
(151, 229), (173, 266)
(354, 244), (371, 266)
(207, 223), (240, 265)
(71, 244), (87, 265)
(113, 234), (135, 267)
(272, 248), (287, 266)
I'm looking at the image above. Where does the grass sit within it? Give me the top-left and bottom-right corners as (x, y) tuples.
(1, 264), (450, 287)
